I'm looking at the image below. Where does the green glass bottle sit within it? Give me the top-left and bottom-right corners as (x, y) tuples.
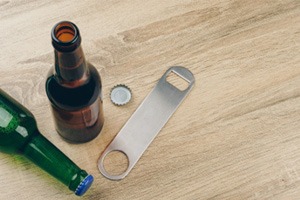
(0, 88), (93, 196)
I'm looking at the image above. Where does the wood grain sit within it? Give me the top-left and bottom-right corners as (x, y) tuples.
(0, 0), (299, 199)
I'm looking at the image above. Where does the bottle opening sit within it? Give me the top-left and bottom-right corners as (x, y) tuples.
(52, 21), (81, 52)
(54, 22), (76, 43)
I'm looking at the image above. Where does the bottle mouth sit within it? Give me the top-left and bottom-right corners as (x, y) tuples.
(51, 21), (81, 52)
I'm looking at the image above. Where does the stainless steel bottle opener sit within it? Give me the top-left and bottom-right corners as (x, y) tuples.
(98, 66), (195, 180)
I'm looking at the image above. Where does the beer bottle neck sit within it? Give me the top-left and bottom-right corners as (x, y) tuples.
(52, 21), (89, 87)
(22, 130), (94, 196)
(54, 47), (89, 85)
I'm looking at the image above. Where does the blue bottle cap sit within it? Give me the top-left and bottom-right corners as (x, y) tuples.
(75, 174), (94, 196)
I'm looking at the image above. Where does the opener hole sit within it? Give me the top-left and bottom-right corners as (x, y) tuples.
(166, 71), (189, 91)
(103, 151), (129, 176)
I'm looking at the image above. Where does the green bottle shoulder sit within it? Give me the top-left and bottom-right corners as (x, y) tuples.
(0, 90), (38, 153)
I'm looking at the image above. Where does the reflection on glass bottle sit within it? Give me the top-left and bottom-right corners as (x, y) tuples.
(0, 88), (93, 196)
(46, 21), (104, 143)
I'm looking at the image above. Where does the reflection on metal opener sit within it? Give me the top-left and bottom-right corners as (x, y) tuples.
(98, 66), (195, 180)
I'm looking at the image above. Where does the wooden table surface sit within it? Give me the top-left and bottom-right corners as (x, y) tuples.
(0, 0), (299, 199)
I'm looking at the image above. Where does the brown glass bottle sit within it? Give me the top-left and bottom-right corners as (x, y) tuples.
(46, 21), (104, 143)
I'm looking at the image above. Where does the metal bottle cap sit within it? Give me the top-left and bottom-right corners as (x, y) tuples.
(110, 84), (132, 106)
(75, 174), (94, 196)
